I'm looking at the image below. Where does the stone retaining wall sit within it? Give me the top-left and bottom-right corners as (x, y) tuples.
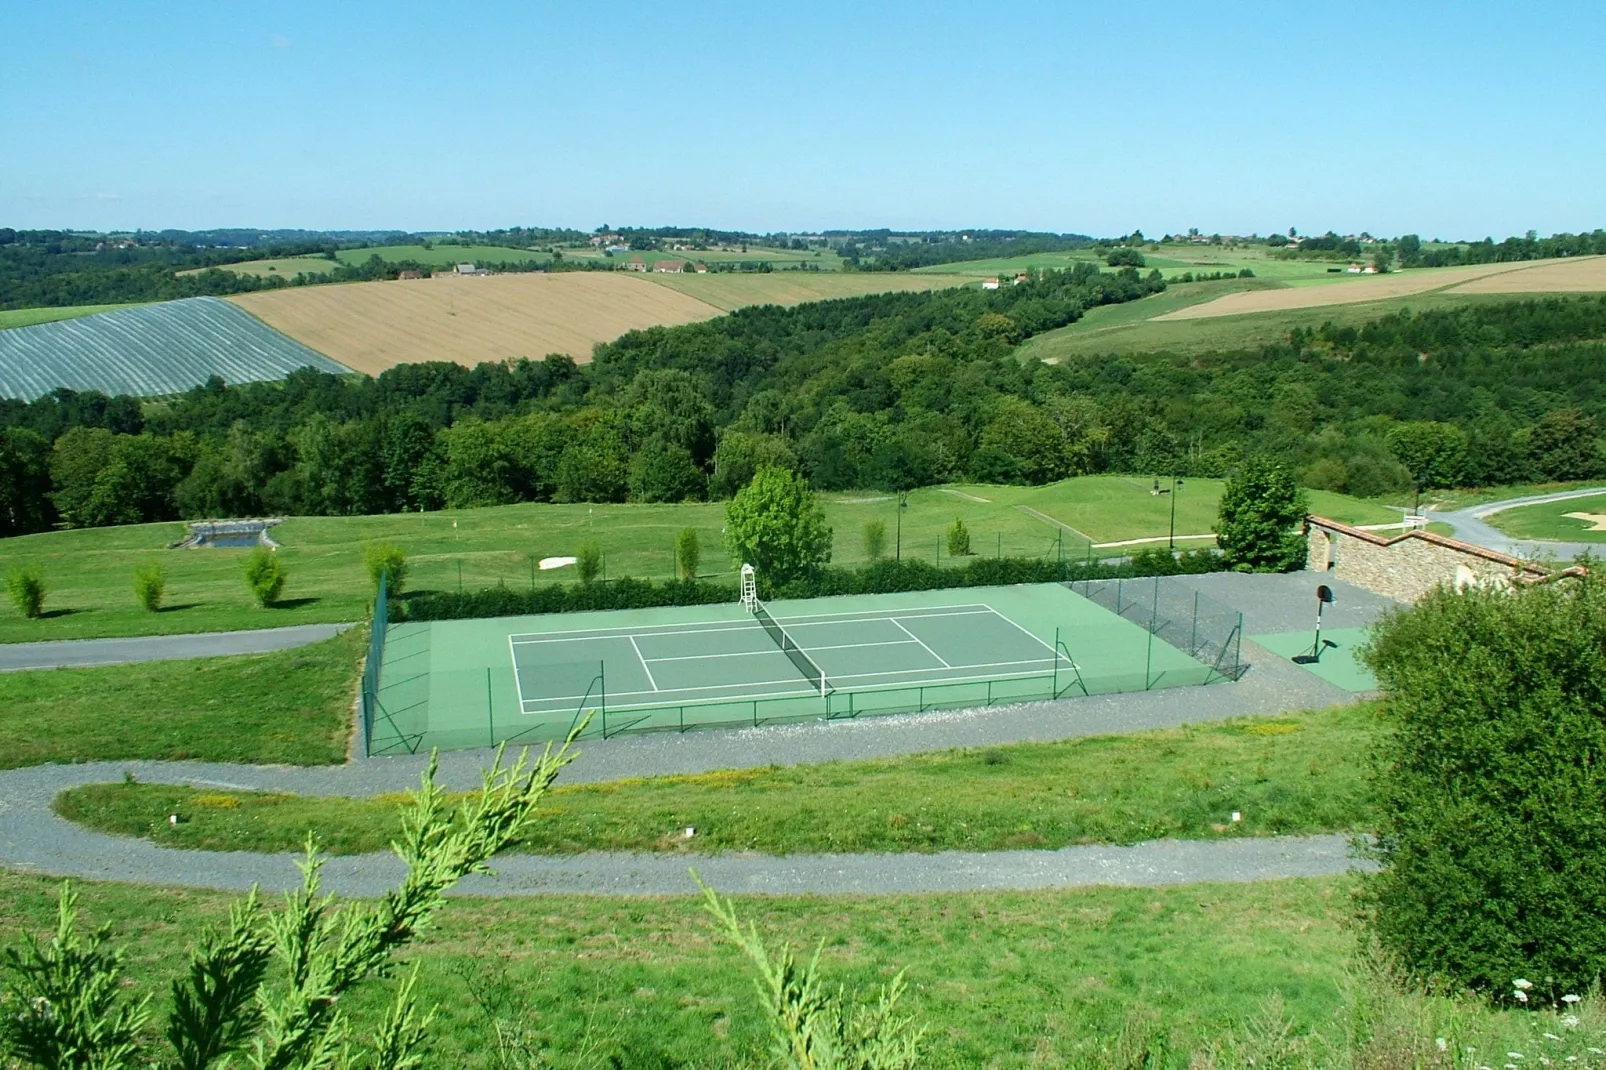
(1304, 515), (1580, 603)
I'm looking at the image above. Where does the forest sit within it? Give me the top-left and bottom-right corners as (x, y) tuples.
(0, 266), (1604, 537)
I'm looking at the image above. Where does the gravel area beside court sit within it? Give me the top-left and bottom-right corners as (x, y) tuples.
(0, 623), (352, 672)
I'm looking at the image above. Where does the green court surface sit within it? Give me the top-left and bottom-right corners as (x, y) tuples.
(1247, 628), (1378, 693)
(367, 583), (1228, 755)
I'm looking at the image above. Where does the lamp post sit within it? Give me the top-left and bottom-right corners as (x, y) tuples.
(894, 491), (909, 561)
(1153, 476), (1184, 551)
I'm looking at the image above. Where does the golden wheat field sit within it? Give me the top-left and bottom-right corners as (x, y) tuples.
(228, 273), (724, 373)
(640, 271), (971, 311)
(1148, 259), (1584, 321)
(1445, 255), (1606, 293)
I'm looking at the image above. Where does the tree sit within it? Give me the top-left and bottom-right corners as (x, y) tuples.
(1386, 420), (1469, 492)
(0, 428), (54, 536)
(710, 431), (798, 499)
(244, 547), (285, 607)
(0, 745), (576, 1070)
(7, 565), (45, 619)
(945, 518), (971, 557)
(675, 527), (701, 579)
(863, 520), (887, 561)
(1525, 409), (1604, 481)
(1397, 233), (1422, 267)
(1105, 247), (1146, 268)
(132, 562), (165, 612)
(1361, 576), (1606, 1001)
(576, 540), (602, 584)
(1214, 458), (1308, 572)
(975, 400), (1067, 485)
(362, 542), (407, 595)
(724, 466), (832, 588)
(629, 440), (707, 503)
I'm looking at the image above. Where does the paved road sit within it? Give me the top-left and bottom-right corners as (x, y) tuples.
(0, 623), (352, 673)
(1435, 486), (1606, 561)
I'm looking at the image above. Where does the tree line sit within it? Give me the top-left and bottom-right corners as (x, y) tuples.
(3, 280), (1606, 537)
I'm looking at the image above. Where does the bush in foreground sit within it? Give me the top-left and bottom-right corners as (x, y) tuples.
(6, 565), (45, 619)
(1362, 572), (1606, 1001)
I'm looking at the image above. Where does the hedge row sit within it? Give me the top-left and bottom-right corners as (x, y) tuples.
(396, 548), (1225, 623)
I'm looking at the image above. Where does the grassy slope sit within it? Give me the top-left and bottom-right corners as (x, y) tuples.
(565, 245), (846, 270)
(0, 480), (1398, 643)
(1020, 288), (1563, 361)
(179, 257), (340, 279)
(0, 630), (359, 768)
(0, 303), (146, 329)
(0, 868), (1363, 1067)
(640, 270), (971, 311)
(913, 242), (1374, 285)
(56, 703), (1376, 855)
(1486, 491), (1606, 543)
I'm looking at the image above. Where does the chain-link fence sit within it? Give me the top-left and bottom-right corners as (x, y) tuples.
(1064, 574), (1244, 685)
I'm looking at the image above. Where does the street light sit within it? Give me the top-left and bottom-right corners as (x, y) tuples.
(1153, 476), (1185, 551)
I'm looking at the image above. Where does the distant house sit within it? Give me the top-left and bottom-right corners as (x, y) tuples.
(454, 263), (487, 275)
(652, 259), (689, 273)
(397, 270), (423, 280)
(1013, 273), (1029, 285)
(981, 278), (1001, 290)
(624, 256), (648, 271)
(694, 262), (709, 274)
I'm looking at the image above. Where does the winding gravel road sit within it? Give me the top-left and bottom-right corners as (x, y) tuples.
(1435, 486), (1606, 561)
(0, 623), (351, 673)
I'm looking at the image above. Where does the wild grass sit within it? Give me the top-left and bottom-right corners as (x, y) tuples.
(0, 629), (359, 768)
(53, 704), (1377, 854)
(0, 303), (145, 329)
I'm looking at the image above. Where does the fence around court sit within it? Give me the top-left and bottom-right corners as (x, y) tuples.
(360, 575), (1246, 757)
(1063, 574), (1245, 686)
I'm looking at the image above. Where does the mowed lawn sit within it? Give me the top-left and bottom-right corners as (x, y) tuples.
(1487, 491), (1606, 542)
(55, 704), (1377, 855)
(0, 479), (1398, 642)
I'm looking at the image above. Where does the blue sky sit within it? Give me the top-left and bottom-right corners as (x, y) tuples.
(3, 1), (1602, 238)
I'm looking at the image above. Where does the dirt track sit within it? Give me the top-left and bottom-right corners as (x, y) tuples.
(229, 273), (723, 373)
(1150, 258), (1603, 321)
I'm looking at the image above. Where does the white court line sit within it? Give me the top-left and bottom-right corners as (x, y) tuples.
(518, 660), (1071, 716)
(507, 632), (528, 714)
(628, 635), (660, 691)
(507, 603), (994, 643)
(982, 605), (1069, 662)
(890, 617), (952, 668)
(644, 638), (917, 664)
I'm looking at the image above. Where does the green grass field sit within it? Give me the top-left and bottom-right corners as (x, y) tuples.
(0, 630), (358, 768)
(912, 242), (1382, 285)
(0, 479), (1398, 643)
(334, 244), (552, 268)
(55, 703), (1376, 854)
(564, 244), (846, 271)
(1020, 287), (1552, 360)
(1486, 491), (1606, 543)
(0, 868), (1588, 1066)
(0, 303), (146, 329)
(180, 257), (340, 279)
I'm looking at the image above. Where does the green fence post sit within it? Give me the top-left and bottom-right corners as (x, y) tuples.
(1053, 626), (1060, 696)
(997, 532), (1002, 559)
(457, 559), (463, 594)
(487, 667), (495, 748)
(1191, 590), (1199, 656)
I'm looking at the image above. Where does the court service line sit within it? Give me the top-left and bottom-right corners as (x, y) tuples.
(982, 605), (1067, 661)
(890, 617), (952, 668)
(627, 636), (660, 691)
(507, 633), (529, 714)
(518, 656), (1068, 713)
(643, 638), (917, 665)
(516, 660), (1076, 717)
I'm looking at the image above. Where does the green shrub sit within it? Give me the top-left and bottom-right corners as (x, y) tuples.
(1362, 574), (1606, 1001)
(361, 542), (408, 595)
(576, 540), (602, 585)
(864, 520), (887, 561)
(132, 562), (165, 612)
(723, 465), (832, 589)
(674, 528), (701, 579)
(1214, 457), (1308, 572)
(6, 565), (45, 619)
(945, 518), (971, 557)
(244, 547), (286, 607)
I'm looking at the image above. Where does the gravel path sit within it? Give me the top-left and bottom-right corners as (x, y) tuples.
(0, 623), (352, 672)
(1436, 486), (1606, 561)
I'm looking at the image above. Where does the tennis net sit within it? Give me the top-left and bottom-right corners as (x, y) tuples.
(753, 601), (830, 697)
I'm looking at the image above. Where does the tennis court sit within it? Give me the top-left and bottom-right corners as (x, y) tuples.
(365, 581), (1242, 755)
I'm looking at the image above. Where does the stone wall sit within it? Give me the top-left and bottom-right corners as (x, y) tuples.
(1304, 515), (1578, 604)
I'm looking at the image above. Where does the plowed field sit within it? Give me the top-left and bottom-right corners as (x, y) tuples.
(229, 273), (724, 373)
(1149, 262), (1541, 321)
(1446, 255), (1606, 293)
(641, 271), (969, 310)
